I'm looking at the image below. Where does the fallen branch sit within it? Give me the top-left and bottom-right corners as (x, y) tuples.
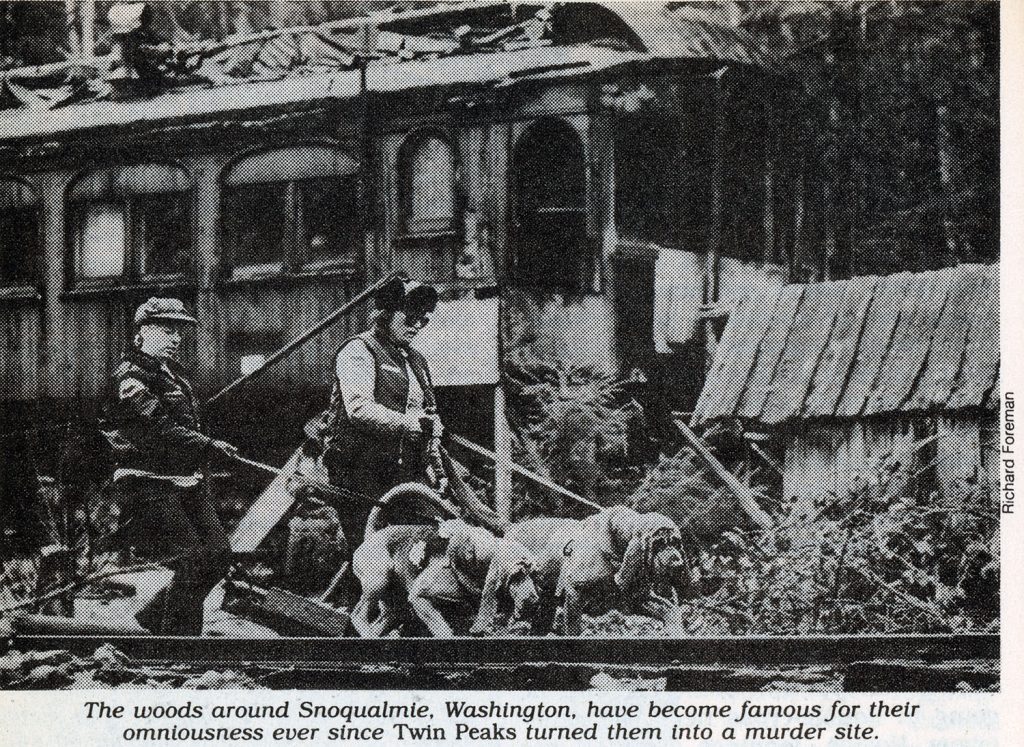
(850, 565), (948, 625)
(671, 417), (775, 529)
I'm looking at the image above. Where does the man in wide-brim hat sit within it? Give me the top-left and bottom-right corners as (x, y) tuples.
(100, 297), (239, 635)
(321, 277), (443, 541)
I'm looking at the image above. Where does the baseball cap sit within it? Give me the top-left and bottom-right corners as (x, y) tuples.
(134, 297), (198, 327)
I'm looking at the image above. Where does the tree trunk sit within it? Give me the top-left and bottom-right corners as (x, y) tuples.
(935, 103), (963, 266)
(791, 148), (805, 283)
(763, 95), (777, 265)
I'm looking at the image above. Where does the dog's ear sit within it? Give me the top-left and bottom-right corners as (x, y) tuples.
(614, 531), (647, 591)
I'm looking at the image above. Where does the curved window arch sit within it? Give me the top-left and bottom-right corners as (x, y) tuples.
(401, 133), (457, 236)
(221, 144), (361, 277)
(511, 119), (590, 290)
(396, 132), (460, 283)
(0, 177), (39, 287)
(66, 163), (191, 285)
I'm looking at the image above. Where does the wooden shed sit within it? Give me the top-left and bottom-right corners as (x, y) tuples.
(691, 263), (999, 514)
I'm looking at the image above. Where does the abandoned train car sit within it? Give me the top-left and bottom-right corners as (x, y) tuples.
(0, 1), (793, 475)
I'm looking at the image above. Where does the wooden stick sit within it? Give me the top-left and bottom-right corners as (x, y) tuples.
(449, 433), (602, 512)
(207, 272), (400, 406)
(671, 417), (775, 529)
(749, 442), (783, 475)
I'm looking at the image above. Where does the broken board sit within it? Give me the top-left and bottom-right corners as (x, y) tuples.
(230, 447), (304, 553)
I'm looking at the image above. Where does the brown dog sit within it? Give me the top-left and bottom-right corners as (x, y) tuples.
(470, 517), (580, 636)
(351, 519), (538, 637)
(557, 506), (688, 635)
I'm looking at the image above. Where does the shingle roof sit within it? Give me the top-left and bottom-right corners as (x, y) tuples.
(691, 263), (999, 426)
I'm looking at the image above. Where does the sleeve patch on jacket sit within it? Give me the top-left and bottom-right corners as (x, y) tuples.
(119, 378), (146, 399)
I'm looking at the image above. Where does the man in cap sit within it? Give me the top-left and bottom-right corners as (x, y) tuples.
(100, 298), (238, 635)
(321, 277), (443, 539)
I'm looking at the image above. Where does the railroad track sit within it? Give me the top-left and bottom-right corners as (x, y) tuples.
(7, 634), (1000, 691)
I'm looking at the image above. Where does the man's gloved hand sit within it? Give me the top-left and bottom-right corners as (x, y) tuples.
(210, 439), (240, 460)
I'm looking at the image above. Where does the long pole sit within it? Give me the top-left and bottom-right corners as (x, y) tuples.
(80, 0), (95, 63)
(449, 433), (602, 512)
(672, 417), (775, 529)
(206, 271), (400, 406)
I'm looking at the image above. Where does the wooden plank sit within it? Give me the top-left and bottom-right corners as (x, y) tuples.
(834, 272), (914, 418)
(935, 416), (981, 507)
(833, 421), (866, 501)
(691, 287), (776, 424)
(903, 265), (987, 412)
(760, 279), (845, 424)
(735, 284), (805, 420)
(804, 275), (878, 418)
(979, 412), (999, 506)
(673, 418), (774, 529)
(690, 295), (746, 423)
(781, 424), (840, 521)
(947, 266), (1000, 410)
(230, 447), (303, 553)
(867, 268), (955, 415)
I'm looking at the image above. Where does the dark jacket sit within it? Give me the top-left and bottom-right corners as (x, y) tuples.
(100, 349), (214, 477)
(323, 330), (436, 492)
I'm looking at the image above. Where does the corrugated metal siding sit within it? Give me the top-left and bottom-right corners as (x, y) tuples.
(692, 263), (999, 426)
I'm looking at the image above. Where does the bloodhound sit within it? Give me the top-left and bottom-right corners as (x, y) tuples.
(557, 506), (689, 635)
(351, 519), (538, 637)
(470, 517), (579, 636)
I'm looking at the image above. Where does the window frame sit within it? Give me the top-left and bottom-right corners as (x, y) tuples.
(395, 130), (462, 285)
(64, 163), (193, 292)
(509, 118), (596, 293)
(220, 144), (363, 282)
(0, 175), (41, 298)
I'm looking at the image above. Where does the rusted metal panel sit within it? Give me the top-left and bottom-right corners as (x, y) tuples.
(947, 266), (999, 410)
(834, 271), (917, 418)
(902, 266), (987, 413)
(695, 264), (999, 427)
(691, 286), (778, 424)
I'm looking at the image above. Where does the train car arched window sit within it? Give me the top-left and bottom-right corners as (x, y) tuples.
(0, 178), (39, 288)
(397, 133), (458, 282)
(67, 163), (191, 286)
(222, 145), (361, 278)
(511, 119), (590, 291)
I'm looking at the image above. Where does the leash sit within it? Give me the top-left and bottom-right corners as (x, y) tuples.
(230, 453), (459, 517)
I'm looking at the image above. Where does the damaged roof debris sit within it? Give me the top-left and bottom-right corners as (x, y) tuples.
(0, 1), (772, 128)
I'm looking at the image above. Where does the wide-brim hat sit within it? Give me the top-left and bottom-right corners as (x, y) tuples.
(134, 297), (198, 326)
(376, 278), (439, 315)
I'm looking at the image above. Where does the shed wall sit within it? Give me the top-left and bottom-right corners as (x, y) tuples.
(782, 415), (997, 513)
